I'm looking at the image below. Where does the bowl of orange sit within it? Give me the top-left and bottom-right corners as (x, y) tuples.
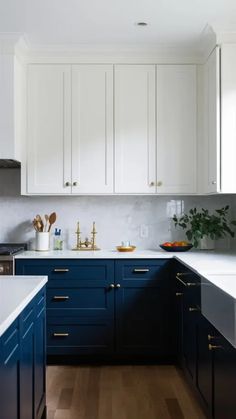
(159, 241), (193, 252)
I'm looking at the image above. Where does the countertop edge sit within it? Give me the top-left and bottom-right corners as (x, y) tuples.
(0, 276), (48, 337)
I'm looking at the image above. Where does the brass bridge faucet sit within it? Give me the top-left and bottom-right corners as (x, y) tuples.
(73, 221), (100, 251)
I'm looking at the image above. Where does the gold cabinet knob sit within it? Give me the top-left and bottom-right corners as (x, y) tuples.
(116, 284), (121, 288)
(157, 181), (162, 187)
(65, 181), (71, 187)
(73, 181), (78, 187)
(109, 284), (115, 289)
(149, 182), (155, 187)
(189, 307), (200, 312)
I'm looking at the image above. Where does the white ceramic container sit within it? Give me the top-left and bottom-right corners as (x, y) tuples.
(35, 232), (50, 251)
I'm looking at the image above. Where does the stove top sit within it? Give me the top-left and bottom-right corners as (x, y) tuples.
(0, 243), (27, 256)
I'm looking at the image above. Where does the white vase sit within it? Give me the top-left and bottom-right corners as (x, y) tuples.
(198, 237), (215, 250)
(35, 232), (50, 251)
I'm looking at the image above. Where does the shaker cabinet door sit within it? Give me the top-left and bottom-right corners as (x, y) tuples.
(27, 65), (71, 194)
(72, 65), (114, 194)
(156, 65), (197, 194)
(114, 65), (156, 193)
(203, 47), (220, 193)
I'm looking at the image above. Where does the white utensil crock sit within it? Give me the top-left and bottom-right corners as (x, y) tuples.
(35, 232), (50, 251)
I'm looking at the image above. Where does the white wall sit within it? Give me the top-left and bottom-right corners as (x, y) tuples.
(0, 168), (234, 250)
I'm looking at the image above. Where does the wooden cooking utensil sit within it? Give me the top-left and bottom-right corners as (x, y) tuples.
(48, 212), (57, 232)
(44, 214), (49, 232)
(35, 214), (44, 232)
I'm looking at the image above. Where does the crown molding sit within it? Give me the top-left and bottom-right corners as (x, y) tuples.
(25, 42), (202, 64)
(0, 33), (30, 61)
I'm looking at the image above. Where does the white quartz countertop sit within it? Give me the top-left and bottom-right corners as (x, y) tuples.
(15, 249), (236, 298)
(15, 248), (236, 272)
(0, 276), (47, 337)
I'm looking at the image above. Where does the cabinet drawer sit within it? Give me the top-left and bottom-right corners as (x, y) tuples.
(115, 260), (169, 283)
(16, 259), (114, 286)
(2, 320), (19, 363)
(47, 317), (113, 354)
(47, 287), (113, 317)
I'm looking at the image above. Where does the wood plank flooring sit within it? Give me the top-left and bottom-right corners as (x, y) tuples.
(46, 365), (207, 419)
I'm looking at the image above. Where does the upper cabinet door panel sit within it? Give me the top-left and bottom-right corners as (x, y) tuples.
(204, 47), (220, 193)
(71, 65), (113, 194)
(156, 65), (197, 194)
(221, 44), (236, 193)
(27, 65), (71, 194)
(114, 65), (156, 194)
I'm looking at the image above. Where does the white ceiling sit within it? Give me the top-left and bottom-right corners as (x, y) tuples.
(1, 0), (236, 47)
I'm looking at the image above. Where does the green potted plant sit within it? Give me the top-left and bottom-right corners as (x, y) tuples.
(173, 206), (236, 249)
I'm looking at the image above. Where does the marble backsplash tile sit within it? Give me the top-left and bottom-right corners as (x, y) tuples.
(0, 168), (234, 250)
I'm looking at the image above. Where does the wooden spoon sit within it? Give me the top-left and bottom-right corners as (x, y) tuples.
(36, 214), (44, 232)
(48, 212), (57, 232)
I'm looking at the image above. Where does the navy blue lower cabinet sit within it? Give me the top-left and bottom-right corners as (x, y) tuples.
(20, 302), (35, 419)
(196, 314), (214, 416)
(0, 288), (46, 419)
(174, 264), (200, 381)
(213, 333), (236, 419)
(115, 260), (174, 358)
(0, 320), (20, 419)
(34, 291), (46, 419)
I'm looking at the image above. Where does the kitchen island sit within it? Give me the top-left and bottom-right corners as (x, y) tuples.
(0, 275), (47, 419)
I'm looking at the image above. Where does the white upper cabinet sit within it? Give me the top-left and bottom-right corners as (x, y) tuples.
(114, 65), (156, 193)
(72, 65), (113, 194)
(27, 64), (113, 195)
(221, 44), (236, 193)
(156, 65), (197, 194)
(203, 47), (220, 193)
(27, 65), (71, 194)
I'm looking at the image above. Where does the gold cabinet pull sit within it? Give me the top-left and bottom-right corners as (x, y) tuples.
(53, 333), (69, 337)
(53, 268), (69, 273)
(116, 284), (121, 288)
(53, 296), (69, 301)
(208, 334), (219, 342)
(189, 307), (200, 312)
(176, 292), (183, 297)
(208, 344), (222, 351)
(176, 273), (198, 287)
(157, 181), (162, 187)
(133, 268), (150, 273)
(109, 284), (115, 289)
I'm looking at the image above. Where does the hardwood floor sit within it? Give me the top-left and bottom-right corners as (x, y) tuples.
(46, 365), (207, 419)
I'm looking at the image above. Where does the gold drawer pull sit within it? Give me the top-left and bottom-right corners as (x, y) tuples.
(208, 334), (219, 342)
(133, 268), (150, 273)
(53, 268), (69, 273)
(53, 333), (69, 337)
(53, 296), (69, 301)
(208, 344), (222, 351)
(189, 307), (200, 312)
(176, 273), (198, 287)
